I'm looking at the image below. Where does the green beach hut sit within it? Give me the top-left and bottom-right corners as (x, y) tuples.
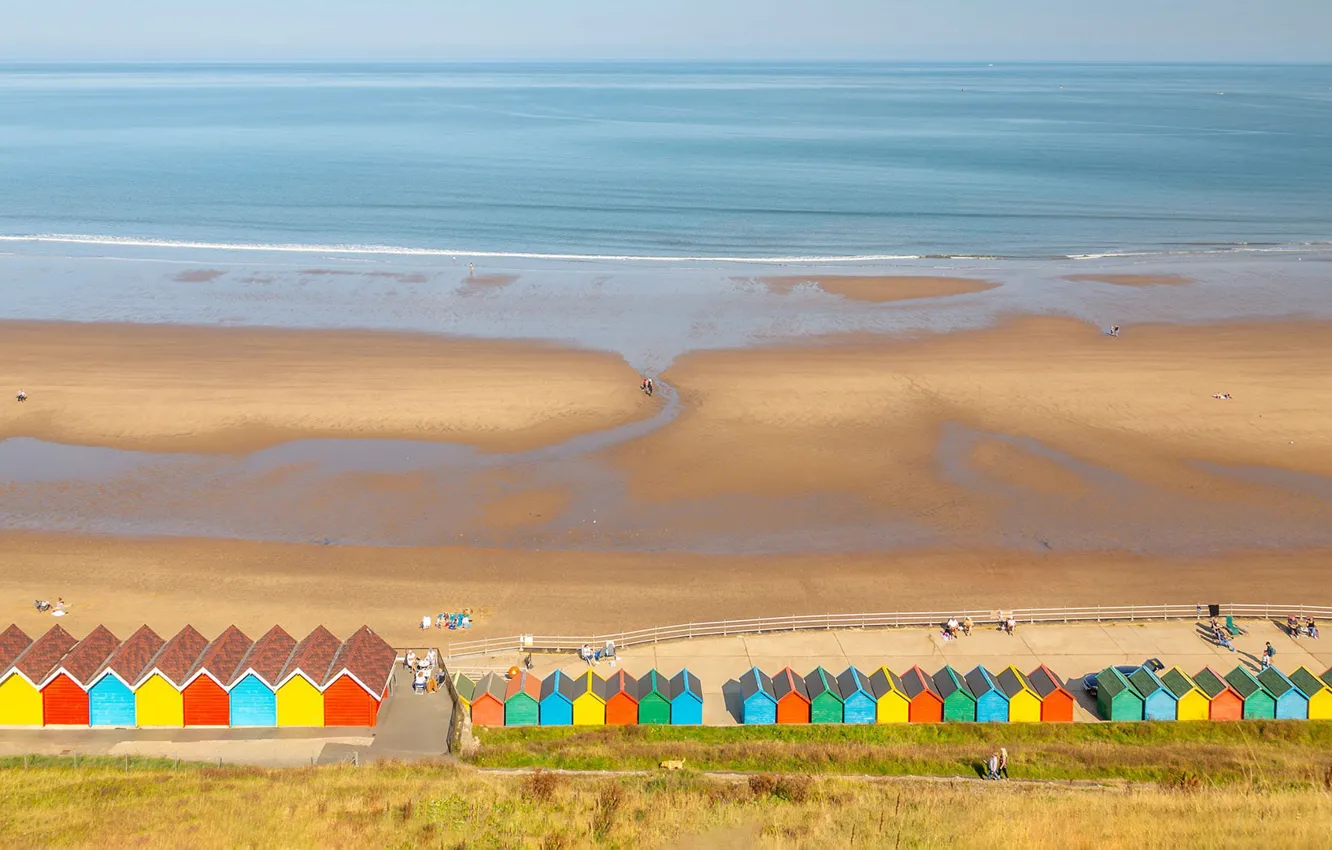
(805, 666), (844, 724)
(636, 670), (672, 725)
(1224, 666), (1276, 720)
(1096, 667), (1144, 721)
(932, 666), (976, 723)
(503, 671), (541, 727)
(1256, 667), (1308, 720)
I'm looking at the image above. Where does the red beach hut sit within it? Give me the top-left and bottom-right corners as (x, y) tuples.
(182, 626), (252, 727)
(1193, 667), (1244, 721)
(40, 626), (121, 726)
(773, 667), (811, 724)
(601, 670), (640, 725)
(321, 626), (396, 727)
(1027, 664), (1075, 723)
(900, 665), (944, 723)
(470, 673), (508, 727)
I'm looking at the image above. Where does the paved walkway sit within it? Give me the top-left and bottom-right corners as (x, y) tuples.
(455, 618), (1332, 724)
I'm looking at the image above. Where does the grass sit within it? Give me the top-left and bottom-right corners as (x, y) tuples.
(469, 721), (1332, 786)
(1, 760), (1331, 847)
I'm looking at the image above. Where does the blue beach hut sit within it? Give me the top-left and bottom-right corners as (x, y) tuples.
(836, 667), (877, 725)
(226, 627), (295, 727)
(669, 669), (704, 725)
(738, 668), (776, 725)
(539, 670), (576, 726)
(1128, 666), (1178, 721)
(965, 666), (1009, 723)
(1257, 667), (1309, 720)
(89, 626), (163, 727)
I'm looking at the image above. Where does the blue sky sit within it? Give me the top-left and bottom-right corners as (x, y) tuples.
(3, 0), (1330, 61)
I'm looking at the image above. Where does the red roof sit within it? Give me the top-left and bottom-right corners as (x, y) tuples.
(323, 626), (396, 696)
(0, 624), (33, 675)
(143, 626), (209, 686)
(53, 626), (121, 687)
(98, 626), (165, 685)
(12, 625), (77, 684)
(278, 626), (342, 687)
(187, 626), (252, 686)
(230, 626), (296, 687)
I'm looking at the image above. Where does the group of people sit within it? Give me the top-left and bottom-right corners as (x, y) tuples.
(578, 640), (617, 667)
(1207, 618), (1236, 651)
(404, 648), (442, 694)
(15, 390), (26, 403)
(1287, 614), (1320, 640)
(420, 610), (473, 631)
(983, 747), (1010, 780)
(640, 377), (655, 397)
(999, 614), (1018, 635)
(33, 598), (69, 617)
(940, 616), (974, 641)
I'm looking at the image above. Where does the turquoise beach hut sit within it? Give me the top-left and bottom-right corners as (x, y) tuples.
(965, 666), (1009, 723)
(1128, 666), (1177, 721)
(1257, 667), (1309, 720)
(539, 670), (576, 726)
(836, 667), (877, 725)
(738, 668), (776, 725)
(669, 669), (704, 725)
(89, 626), (164, 727)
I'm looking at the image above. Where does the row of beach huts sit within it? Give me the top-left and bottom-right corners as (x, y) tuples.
(0, 624), (397, 727)
(460, 662), (1332, 727)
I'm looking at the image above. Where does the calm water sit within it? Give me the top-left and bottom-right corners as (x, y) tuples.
(1, 62), (1330, 260)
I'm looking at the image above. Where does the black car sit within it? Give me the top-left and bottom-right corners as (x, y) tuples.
(1081, 658), (1164, 698)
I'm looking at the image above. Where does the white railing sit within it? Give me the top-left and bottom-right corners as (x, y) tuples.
(442, 603), (1332, 659)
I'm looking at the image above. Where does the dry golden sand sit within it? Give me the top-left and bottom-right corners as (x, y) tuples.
(1063, 273), (1193, 287)
(2, 532), (1329, 646)
(759, 275), (998, 302)
(0, 320), (654, 453)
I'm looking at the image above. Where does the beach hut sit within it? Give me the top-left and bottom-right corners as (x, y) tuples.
(837, 667), (877, 725)
(669, 669), (704, 725)
(867, 666), (910, 724)
(0, 626), (33, 722)
(88, 626), (163, 727)
(900, 666), (943, 723)
(1224, 666), (1276, 720)
(1027, 665), (1074, 723)
(452, 672), (476, 712)
(771, 667), (811, 724)
(1192, 667), (1244, 721)
(965, 666), (1010, 723)
(1257, 667), (1309, 720)
(932, 666), (976, 722)
(274, 626), (341, 727)
(322, 626), (396, 727)
(470, 673), (507, 727)
(134, 626), (208, 727)
(805, 667), (844, 724)
(738, 668), (777, 725)
(226, 626), (294, 727)
(1095, 667), (1143, 722)
(40, 625), (120, 726)
(1290, 668), (1332, 720)
(0, 625), (76, 726)
(1159, 668), (1209, 722)
(539, 670), (577, 726)
(996, 666), (1041, 723)
(504, 671), (541, 726)
(181, 626), (251, 727)
(635, 670), (672, 725)
(602, 670), (639, 725)
(1128, 666), (1177, 722)
(572, 670), (607, 726)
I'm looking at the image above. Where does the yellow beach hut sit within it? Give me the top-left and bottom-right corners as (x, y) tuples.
(275, 627), (342, 727)
(0, 625), (74, 726)
(571, 670), (606, 726)
(868, 666), (910, 723)
(1159, 668), (1210, 721)
(996, 665), (1042, 723)
(134, 626), (208, 727)
(1290, 668), (1332, 720)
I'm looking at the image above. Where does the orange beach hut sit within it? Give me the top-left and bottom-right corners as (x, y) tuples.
(40, 625), (120, 726)
(602, 670), (639, 725)
(772, 667), (811, 724)
(182, 626), (251, 727)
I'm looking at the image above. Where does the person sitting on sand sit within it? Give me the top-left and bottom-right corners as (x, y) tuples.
(15, 390), (26, 402)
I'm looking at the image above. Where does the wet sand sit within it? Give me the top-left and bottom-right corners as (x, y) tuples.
(3, 532), (1327, 647)
(1064, 273), (1193, 287)
(0, 321), (656, 453)
(760, 275), (998, 302)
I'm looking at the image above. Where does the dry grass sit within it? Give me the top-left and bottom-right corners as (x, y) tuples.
(0, 760), (1329, 848)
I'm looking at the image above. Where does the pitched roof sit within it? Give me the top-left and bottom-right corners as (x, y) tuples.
(0, 625), (33, 675)
(187, 626), (252, 687)
(230, 626), (296, 687)
(1127, 667), (1165, 698)
(1097, 667), (1133, 700)
(98, 626), (165, 685)
(965, 666), (1000, 696)
(932, 666), (973, 701)
(453, 671), (478, 702)
(901, 666), (941, 701)
(1159, 668), (1202, 700)
(997, 666), (1035, 699)
(772, 668), (809, 701)
(739, 667), (773, 701)
(541, 670), (576, 702)
(806, 666), (842, 701)
(474, 672), (508, 702)
(1224, 666), (1264, 699)
(278, 626), (342, 687)
(837, 667), (872, 697)
(599, 670), (637, 701)
(12, 625), (77, 684)
(1193, 667), (1234, 699)
(1290, 668), (1329, 698)
(141, 626), (209, 687)
(669, 669), (702, 701)
(868, 666), (905, 699)
(322, 626), (395, 696)
(1027, 665), (1068, 699)
(1256, 667), (1296, 699)
(54, 626), (121, 687)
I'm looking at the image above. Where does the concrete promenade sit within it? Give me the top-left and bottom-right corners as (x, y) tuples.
(459, 617), (1332, 724)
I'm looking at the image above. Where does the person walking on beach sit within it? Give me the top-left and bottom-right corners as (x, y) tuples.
(998, 747), (1009, 779)
(1263, 641), (1276, 668)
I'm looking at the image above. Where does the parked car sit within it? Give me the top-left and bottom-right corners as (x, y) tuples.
(1081, 658), (1164, 698)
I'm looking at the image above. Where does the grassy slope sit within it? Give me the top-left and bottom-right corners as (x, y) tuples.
(1, 761), (1330, 848)
(470, 721), (1332, 785)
